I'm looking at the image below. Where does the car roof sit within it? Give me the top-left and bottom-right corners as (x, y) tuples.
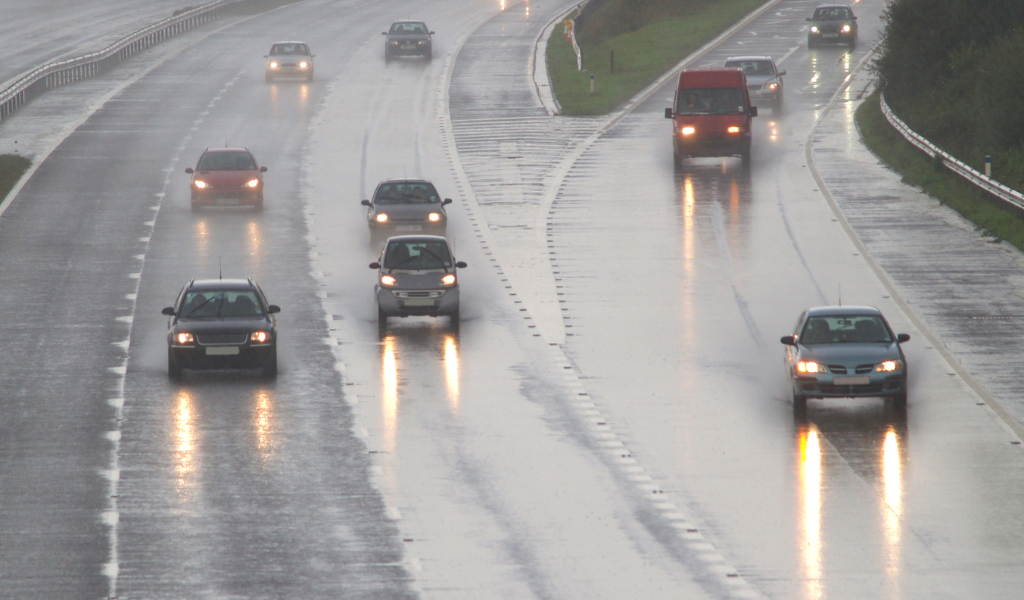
(271, 40), (308, 45)
(189, 278), (257, 291)
(724, 56), (774, 62)
(386, 234), (449, 244)
(391, 20), (427, 25)
(202, 147), (250, 154)
(377, 178), (434, 185)
(806, 305), (882, 317)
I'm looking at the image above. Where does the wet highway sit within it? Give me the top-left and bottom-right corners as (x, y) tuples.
(2, 0), (1024, 598)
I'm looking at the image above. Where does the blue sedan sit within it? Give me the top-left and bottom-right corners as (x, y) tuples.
(781, 306), (910, 409)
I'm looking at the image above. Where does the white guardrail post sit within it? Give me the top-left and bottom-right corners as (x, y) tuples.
(0, 0), (256, 124)
(570, 1), (589, 71)
(879, 92), (1024, 212)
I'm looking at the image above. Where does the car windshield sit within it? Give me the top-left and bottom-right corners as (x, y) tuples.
(390, 22), (427, 35)
(675, 88), (746, 115)
(197, 152), (256, 171)
(374, 182), (440, 204)
(270, 43), (309, 55)
(800, 315), (892, 344)
(181, 290), (263, 317)
(813, 7), (851, 20)
(383, 240), (452, 270)
(724, 60), (775, 77)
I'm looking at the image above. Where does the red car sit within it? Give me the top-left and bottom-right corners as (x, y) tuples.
(664, 68), (758, 168)
(185, 148), (267, 212)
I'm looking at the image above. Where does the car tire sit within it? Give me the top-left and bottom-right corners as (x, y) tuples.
(254, 197), (264, 212)
(168, 350), (183, 380)
(808, 36), (815, 49)
(191, 201), (200, 213)
(265, 73), (273, 83)
(792, 386), (807, 411)
(262, 350), (278, 379)
(773, 96), (784, 114)
(741, 148), (752, 169)
(378, 304), (388, 326)
(450, 304), (460, 326)
(307, 71), (314, 82)
(672, 146), (683, 169)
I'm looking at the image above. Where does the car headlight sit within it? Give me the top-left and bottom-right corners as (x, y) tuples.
(418, 41), (425, 45)
(247, 179), (260, 188)
(727, 126), (740, 134)
(380, 275), (396, 286)
(681, 126), (695, 136)
(299, 61), (308, 68)
(194, 180), (207, 189)
(441, 274), (456, 286)
(766, 82), (778, 91)
(250, 331), (270, 343)
(810, 26), (819, 33)
(428, 212), (441, 222)
(842, 24), (851, 33)
(375, 213), (388, 223)
(875, 360), (904, 372)
(389, 41), (399, 45)
(796, 361), (827, 374)
(269, 61), (278, 68)
(175, 332), (194, 345)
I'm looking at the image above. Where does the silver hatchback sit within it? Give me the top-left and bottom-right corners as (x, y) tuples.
(369, 235), (465, 329)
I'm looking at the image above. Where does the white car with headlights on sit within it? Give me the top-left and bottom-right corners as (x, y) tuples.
(781, 306), (910, 410)
(264, 41), (314, 82)
(724, 56), (785, 113)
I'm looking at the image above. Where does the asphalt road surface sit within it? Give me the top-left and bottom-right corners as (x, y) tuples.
(2, 0), (1024, 598)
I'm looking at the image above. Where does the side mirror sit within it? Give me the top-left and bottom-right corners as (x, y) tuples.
(185, 167), (194, 174)
(310, 54), (316, 58)
(260, 166), (268, 173)
(263, 54), (269, 58)
(780, 336), (796, 346)
(778, 70), (786, 77)
(749, 106), (758, 117)
(455, 261), (467, 268)
(442, 198), (452, 205)
(369, 262), (381, 269)
(897, 333), (910, 343)
(429, 31), (435, 35)
(361, 199), (371, 206)
(664, 108), (673, 119)
(162, 307), (176, 316)
(268, 305), (281, 314)
(806, 17), (812, 21)
(852, 16), (858, 20)
(382, 31), (388, 35)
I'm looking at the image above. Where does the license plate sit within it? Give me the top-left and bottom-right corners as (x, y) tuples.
(206, 346), (240, 355)
(401, 45), (415, 50)
(823, 33), (839, 38)
(216, 198), (239, 205)
(396, 225), (421, 232)
(833, 376), (869, 385)
(404, 298), (435, 307)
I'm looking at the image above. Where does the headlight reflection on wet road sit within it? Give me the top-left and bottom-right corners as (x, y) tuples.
(882, 426), (903, 574)
(443, 333), (460, 411)
(254, 390), (274, 462)
(798, 425), (823, 600)
(174, 390), (196, 497)
(382, 334), (398, 454)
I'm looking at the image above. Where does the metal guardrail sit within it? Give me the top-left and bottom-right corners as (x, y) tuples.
(880, 92), (1024, 212)
(0, 0), (247, 123)
(569, 1), (589, 71)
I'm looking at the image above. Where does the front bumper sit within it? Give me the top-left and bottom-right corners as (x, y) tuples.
(369, 221), (446, 236)
(376, 286), (459, 317)
(809, 30), (855, 44)
(674, 134), (750, 159)
(169, 341), (275, 370)
(192, 187), (262, 207)
(793, 372), (906, 398)
(387, 42), (431, 56)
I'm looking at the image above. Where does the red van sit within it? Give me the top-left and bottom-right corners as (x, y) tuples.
(664, 68), (758, 167)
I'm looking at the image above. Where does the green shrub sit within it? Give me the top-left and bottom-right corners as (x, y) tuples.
(0, 154), (31, 200)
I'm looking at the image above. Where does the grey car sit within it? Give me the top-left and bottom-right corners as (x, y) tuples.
(781, 306), (910, 409)
(361, 179), (452, 244)
(383, 21), (433, 61)
(807, 4), (858, 48)
(724, 56), (785, 113)
(264, 41), (314, 82)
(370, 235), (465, 329)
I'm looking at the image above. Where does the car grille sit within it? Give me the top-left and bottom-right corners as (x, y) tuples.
(855, 364), (875, 374)
(818, 383), (885, 395)
(197, 334), (247, 345)
(393, 290), (444, 299)
(827, 365), (847, 374)
(748, 84), (762, 92)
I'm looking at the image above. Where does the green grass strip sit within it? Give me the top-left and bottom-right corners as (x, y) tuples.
(856, 89), (1024, 252)
(547, 0), (766, 116)
(0, 154), (31, 202)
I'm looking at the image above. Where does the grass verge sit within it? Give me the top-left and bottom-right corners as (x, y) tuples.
(0, 154), (31, 203)
(856, 89), (1024, 252)
(547, 0), (766, 116)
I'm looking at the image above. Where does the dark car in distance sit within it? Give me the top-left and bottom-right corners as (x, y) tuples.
(383, 21), (433, 60)
(807, 4), (858, 48)
(781, 306), (910, 410)
(362, 179), (452, 243)
(185, 148), (267, 212)
(163, 278), (280, 379)
(370, 235), (465, 329)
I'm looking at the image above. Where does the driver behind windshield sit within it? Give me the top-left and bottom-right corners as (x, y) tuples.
(383, 241), (452, 269)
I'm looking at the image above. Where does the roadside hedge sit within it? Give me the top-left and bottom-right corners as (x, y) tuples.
(0, 154), (31, 201)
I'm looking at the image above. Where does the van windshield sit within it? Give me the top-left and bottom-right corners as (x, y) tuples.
(675, 88), (746, 115)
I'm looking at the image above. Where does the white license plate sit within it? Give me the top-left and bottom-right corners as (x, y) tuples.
(823, 33), (839, 38)
(833, 376), (869, 385)
(395, 225), (421, 232)
(404, 298), (435, 307)
(206, 346), (240, 355)
(216, 198), (239, 205)
(401, 45), (415, 50)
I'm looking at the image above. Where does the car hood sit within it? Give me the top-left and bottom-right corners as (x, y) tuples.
(381, 269), (455, 289)
(388, 33), (430, 41)
(194, 170), (259, 186)
(744, 74), (776, 86)
(799, 342), (901, 364)
(174, 316), (272, 334)
(371, 203), (444, 218)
